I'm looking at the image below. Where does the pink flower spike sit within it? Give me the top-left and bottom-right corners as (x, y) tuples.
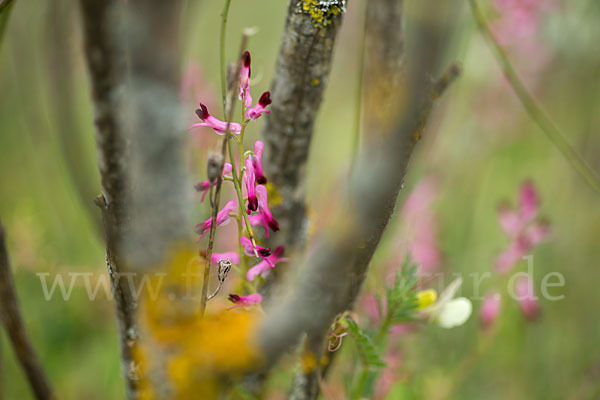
(210, 251), (240, 265)
(514, 275), (540, 321)
(227, 293), (262, 310)
(519, 181), (539, 223)
(238, 51), (251, 101)
(494, 238), (529, 273)
(195, 200), (237, 239)
(524, 221), (550, 246)
(480, 292), (501, 328)
(252, 141), (267, 184)
(498, 204), (522, 238)
(244, 158), (258, 214)
(246, 246), (288, 281)
(240, 236), (271, 258)
(246, 92), (272, 121)
(190, 103), (241, 135)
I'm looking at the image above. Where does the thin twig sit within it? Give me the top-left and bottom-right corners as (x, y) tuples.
(0, 222), (55, 400)
(468, 0), (600, 195)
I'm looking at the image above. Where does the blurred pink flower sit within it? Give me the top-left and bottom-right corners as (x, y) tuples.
(194, 163), (233, 202)
(514, 275), (540, 320)
(395, 177), (442, 274)
(490, 0), (557, 83)
(227, 293), (262, 309)
(374, 348), (403, 400)
(495, 181), (550, 273)
(246, 246), (288, 281)
(195, 200), (237, 239)
(189, 103), (241, 135)
(480, 291), (502, 328)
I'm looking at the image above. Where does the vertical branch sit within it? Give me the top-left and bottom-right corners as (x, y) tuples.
(256, 0), (460, 367)
(78, 1), (138, 397)
(79, 0), (186, 398)
(289, 1), (406, 396)
(0, 223), (54, 400)
(262, 0), (347, 252)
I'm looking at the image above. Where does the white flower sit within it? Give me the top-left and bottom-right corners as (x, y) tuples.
(422, 278), (472, 329)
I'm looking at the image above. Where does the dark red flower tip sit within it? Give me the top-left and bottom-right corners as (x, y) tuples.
(258, 248), (272, 257)
(195, 103), (209, 120)
(258, 91), (272, 107)
(247, 197), (258, 213)
(242, 51), (251, 68)
(256, 175), (267, 185)
(268, 219), (280, 232)
(228, 294), (241, 303)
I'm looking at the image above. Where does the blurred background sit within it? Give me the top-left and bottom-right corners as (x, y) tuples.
(0, 0), (599, 398)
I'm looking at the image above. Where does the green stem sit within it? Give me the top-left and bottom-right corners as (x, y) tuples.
(220, 0), (233, 108)
(227, 134), (259, 256)
(469, 0), (600, 196)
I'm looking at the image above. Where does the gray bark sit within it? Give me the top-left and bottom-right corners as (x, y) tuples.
(79, 1), (187, 398)
(256, 0), (460, 367)
(262, 0), (347, 252)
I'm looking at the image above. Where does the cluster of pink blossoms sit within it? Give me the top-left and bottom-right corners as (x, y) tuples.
(480, 181), (549, 326)
(190, 51), (286, 309)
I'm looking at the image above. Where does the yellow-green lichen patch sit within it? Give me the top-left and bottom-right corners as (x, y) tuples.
(298, 0), (346, 28)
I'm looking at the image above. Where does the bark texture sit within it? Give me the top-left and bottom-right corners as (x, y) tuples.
(256, 0), (460, 366)
(79, 1), (186, 398)
(262, 0), (347, 252)
(0, 223), (54, 400)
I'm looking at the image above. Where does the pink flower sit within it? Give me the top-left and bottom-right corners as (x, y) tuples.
(195, 200), (237, 239)
(227, 293), (262, 310)
(240, 236), (272, 259)
(210, 251), (240, 265)
(246, 91), (272, 121)
(244, 158), (258, 213)
(495, 181), (550, 273)
(362, 293), (382, 324)
(480, 291), (501, 328)
(374, 348), (403, 400)
(251, 141), (267, 184)
(238, 51), (251, 101)
(189, 103), (241, 135)
(194, 180), (212, 202)
(249, 185), (280, 238)
(194, 163), (233, 202)
(394, 177), (442, 274)
(514, 275), (539, 320)
(246, 246), (288, 281)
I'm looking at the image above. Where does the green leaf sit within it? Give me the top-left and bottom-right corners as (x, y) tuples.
(345, 316), (387, 368)
(385, 256), (420, 324)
